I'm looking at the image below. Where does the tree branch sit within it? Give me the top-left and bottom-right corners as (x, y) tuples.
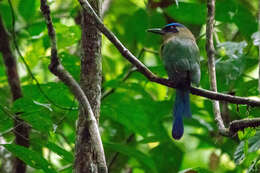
(229, 118), (260, 135)
(78, 0), (260, 107)
(40, 1), (107, 172)
(206, 0), (227, 134)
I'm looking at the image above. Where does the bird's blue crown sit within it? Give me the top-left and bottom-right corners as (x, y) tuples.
(165, 23), (184, 27)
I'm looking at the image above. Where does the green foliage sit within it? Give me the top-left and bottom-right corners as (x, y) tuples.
(18, 0), (36, 20)
(3, 144), (57, 173)
(0, 0), (260, 172)
(104, 142), (157, 173)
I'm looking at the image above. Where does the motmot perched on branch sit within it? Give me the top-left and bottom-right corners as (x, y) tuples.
(148, 23), (200, 140)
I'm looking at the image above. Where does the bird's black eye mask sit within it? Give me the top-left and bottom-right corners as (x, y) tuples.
(162, 25), (179, 33)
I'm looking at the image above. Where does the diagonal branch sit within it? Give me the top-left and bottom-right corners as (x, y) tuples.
(78, 0), (260, 107)
(40, 0), (107, 172)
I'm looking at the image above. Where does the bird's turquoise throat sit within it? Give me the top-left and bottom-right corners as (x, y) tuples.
(148, 23), (201, 140)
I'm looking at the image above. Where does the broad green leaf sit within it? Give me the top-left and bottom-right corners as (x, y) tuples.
(232, 3), (257, 39)
(46, 142), (74, 163)
(27, 22), (46, 36)
(13, 97), (53, 132)
(102, 89), (169, 139)
(18, 0), (36, 20)
(104, 142), (157, 173)
(59, 52), (80, 81)
(21, 83), (75, 108)
(20, 109), (53, 132)
(13, 97), (43, 113)
(3, 144), (56, 173)
(55, 23), (81, 49)
(0, 106), (13, 132)
(215, 0), (236, 22)
(0, 3), (12, 29)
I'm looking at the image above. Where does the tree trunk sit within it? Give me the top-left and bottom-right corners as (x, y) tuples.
(75, 0), (104, 172)
(0, 16), (30, 173)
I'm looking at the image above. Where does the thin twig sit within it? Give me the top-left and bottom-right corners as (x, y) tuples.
(206, 0), (227, 134)
(40, 0), (107, 172)
(77, 0), (260, 107)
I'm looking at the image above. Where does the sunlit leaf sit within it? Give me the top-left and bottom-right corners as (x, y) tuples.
(3, 144), (56, 173)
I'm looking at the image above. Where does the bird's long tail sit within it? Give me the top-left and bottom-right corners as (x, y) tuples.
(172, 89), (191, 140)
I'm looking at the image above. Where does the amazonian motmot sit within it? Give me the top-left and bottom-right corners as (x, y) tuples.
(147, 23), (200, 140)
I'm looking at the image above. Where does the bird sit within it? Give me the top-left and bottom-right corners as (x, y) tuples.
(147, 23), (200, 140)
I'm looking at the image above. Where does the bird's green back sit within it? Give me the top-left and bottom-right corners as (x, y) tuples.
(161, 37), (200, 87)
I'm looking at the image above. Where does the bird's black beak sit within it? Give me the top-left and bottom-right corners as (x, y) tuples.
(147, 28), (164, 35)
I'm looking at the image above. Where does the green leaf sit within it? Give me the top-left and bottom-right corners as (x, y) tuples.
(13, 97), (53, 132)
(244, 140), (248, 157)
(104, 142), (157, 173)
(234, 131), (260, 165)
(46, 142), (74, 163)
(3, 144), (56, 173)
(0, 3), (12, 29)
(102, 90), (169, 138)
(18, 0), (36, 20)
(215, 0), (236, 22)
(55, 23), (81, 49)
(238, 128), (256, 140)
(232, 2), (257, 39)
(166, 2), (206, 25)
(59, 52), (80, 81)
(150, 142), (183, 173)
(27, 22), (46, 36)
(22, 83), (75, 108)
(248, 156), (260, 173)
(238, 130), (244, 140)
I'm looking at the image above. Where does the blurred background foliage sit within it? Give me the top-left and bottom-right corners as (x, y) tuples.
(0, 0), (260, 172)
